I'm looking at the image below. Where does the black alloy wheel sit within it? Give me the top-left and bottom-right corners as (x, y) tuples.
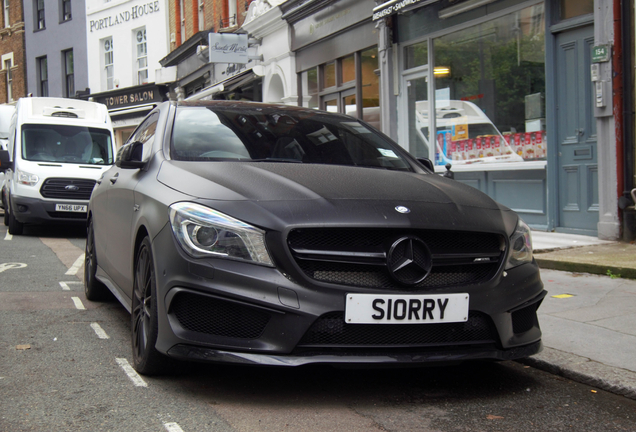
(84, 218), (111, 301)
(131, 237), (170, 375)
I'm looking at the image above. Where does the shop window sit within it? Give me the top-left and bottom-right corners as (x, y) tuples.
(135, 28), (148, 85)
(63, 49), (74, 97)
(361, 47), (380, 130)
(342, 55), (355, 83)
(35, 0), (45, 30)
(38, 56), (48, 97)
(428, 4), (546, 166)
(404, 41), (427, 70)
(324, 62), (336, 89)
(560, 0), (593, 20)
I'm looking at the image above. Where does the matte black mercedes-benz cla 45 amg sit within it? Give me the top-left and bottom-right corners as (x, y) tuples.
(85, 101), (545, 375)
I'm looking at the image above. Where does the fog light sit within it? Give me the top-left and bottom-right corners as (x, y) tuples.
(18, 205), (28, 212)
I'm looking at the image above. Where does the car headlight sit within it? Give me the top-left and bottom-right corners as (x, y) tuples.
(505, 218), (533, 269)
(17, 170), (39, 186)
(169, 202), (274, 266)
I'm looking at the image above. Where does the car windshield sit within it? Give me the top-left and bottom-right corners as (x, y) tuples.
(171, 105), (413, 171)
(22, 124), (114, 165)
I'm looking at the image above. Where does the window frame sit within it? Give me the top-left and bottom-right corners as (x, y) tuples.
(135, 28), (148, 85)
(60, 0), (72, 22)
(35, 0), (45, 30)
(5, 58), (12, 102)
(63, 49), (74, 98)
(38, 56), (48, 97)
(3, 0), (9, 28)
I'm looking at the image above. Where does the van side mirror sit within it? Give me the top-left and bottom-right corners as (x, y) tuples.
(0, 149), (11, 172)
(416, 157), (434, 172)
(116, 141), (146, 169)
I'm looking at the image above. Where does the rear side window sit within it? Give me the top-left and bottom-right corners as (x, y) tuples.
(21, 124), (113, 165)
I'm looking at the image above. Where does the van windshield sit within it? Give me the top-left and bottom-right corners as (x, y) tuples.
(21, 124), (113, 165)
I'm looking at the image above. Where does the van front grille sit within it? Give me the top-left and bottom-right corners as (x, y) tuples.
(40, 178), (95, 200)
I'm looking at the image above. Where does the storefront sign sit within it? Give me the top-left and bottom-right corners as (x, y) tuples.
(91, 85), (165, 110)
(592, 45), (610, 63)
(209, 33), (248, 64)
(89, 1), (160, 32)
(292, 0), (374, 51)
(372, 0), (439, 21)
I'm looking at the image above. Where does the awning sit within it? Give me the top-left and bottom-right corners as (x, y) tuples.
(372, 0), (439, 21)
(186, 68), (262, 101)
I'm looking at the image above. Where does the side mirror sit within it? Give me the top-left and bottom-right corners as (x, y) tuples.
(416, 157), (434, 172)
(0, 149), (11, 172)
(116, 141), (146, 169)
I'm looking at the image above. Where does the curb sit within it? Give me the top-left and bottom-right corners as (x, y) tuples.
(517, 347), (636, 400)
(535, 258), (636, 280)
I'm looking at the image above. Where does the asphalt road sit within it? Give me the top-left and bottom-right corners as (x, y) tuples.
(1, 222), (635, 431)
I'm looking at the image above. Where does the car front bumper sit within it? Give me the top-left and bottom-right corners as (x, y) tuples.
(151, 224), (546, 366)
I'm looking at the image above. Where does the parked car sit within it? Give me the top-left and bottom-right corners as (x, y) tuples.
(84, 100), (545, 375)
(0, 104), (15, 216)
(0, 97), (116, 234)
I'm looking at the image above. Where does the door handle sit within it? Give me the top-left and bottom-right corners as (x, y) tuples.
(110, 173), (119, 184)
(577, 128), (585, 136)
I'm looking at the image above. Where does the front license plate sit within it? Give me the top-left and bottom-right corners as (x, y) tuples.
(345, 293), (469, 324)
(55, 204), (87, 213)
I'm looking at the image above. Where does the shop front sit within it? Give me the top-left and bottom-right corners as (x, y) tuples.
(86, 83), (169, 148)
(375, 0), (610, 235)
(283, 0), (381, 129)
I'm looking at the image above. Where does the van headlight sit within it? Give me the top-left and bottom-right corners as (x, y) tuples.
(169, 202), (274, 266)
(505, 219), (533, 269)
(17, 170), (39, 186)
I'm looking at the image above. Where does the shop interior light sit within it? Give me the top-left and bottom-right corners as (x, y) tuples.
(438, 0), (496, 19)
(433, 66), (451, 77)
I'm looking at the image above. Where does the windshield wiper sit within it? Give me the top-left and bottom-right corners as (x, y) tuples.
(249, 158), (303, 163)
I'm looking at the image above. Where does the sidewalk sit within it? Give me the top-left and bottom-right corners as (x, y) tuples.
(524, 231), (636, 400)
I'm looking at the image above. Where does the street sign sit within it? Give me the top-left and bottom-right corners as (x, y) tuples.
(592, 45), (610, 63)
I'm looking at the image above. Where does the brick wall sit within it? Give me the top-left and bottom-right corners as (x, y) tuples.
(0, 0), (26, 104)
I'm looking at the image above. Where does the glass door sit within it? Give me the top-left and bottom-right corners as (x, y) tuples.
(401, 71), (430, 159)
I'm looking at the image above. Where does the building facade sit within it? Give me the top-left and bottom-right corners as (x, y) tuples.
(0, 0), (26, 104)
(24, 0), (89, 99)
(85, 0), (172, 146)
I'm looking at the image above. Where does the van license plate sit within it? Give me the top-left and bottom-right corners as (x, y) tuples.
(345, 293), (469, 324)
(55, 204), (87, 213)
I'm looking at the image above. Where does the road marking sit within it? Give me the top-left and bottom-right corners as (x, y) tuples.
(90, 322), (110, 339)
(115, 358), (148, 387)
(59, 281), (82, 291)
(71, 296), (86, 310)
(4, 231), (11, 240)
(65, 253), (85, 275)
(0, 262), (27, 273)
(164, 423), (184, 432)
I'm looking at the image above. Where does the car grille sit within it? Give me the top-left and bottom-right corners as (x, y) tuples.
(171, 292), (271, 339)
(296, 311), (497, 348)
(287, 228), (504, 289)
(511, 303), (540, 334)
(40, 178), (96, 200)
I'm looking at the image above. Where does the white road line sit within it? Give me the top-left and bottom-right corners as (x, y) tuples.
(90, 322), (110, 339)
(65, 253), (85, 275)
(4, 231), (11, 240)
(59, 281), (82, 291)
(115, 358), (148, 387)
(164, 423), (184, 432)
(71, 296), (86, 310)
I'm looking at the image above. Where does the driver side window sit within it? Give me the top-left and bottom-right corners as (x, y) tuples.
(126, 112), (159, 162)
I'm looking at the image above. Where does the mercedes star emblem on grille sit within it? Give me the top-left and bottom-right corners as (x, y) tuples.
(65, 185), (80, 191)
(387, 236), (432, 285)
(395, 206), (410, 214)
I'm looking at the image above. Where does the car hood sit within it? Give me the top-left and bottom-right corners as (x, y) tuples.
(157, 161), (517, 235)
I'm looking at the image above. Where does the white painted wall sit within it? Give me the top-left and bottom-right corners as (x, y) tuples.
(86, 0), (170, 93)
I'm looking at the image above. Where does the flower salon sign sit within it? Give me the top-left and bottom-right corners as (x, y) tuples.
(89, 1), (160, 32)
(208, 33), (249, 64)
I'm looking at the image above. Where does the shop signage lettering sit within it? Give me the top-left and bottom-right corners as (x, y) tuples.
(89, 1), (160, 32)
(373, 0), (432, 21)
(103, 90), (155, 108)
(460, 94), (484, 101)
(209, 33), (249, 64)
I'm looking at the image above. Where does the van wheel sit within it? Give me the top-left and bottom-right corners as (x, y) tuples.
(84, 219), (111, 301)
(8, 210), (23, 235)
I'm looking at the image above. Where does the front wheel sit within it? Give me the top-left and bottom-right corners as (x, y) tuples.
(84, 218), (111, 301)
(8, 209), (23, 235)
(131, 237), (171, 375)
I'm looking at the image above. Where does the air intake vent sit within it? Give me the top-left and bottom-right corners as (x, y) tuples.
(42, 106), (85, 118)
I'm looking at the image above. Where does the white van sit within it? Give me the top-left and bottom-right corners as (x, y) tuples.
(0, 97), (115, 235)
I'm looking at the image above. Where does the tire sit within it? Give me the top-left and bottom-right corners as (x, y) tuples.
(84, 219), (111, 301)
(8, 209), (23, 235)
(131, 237), (171, 375)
